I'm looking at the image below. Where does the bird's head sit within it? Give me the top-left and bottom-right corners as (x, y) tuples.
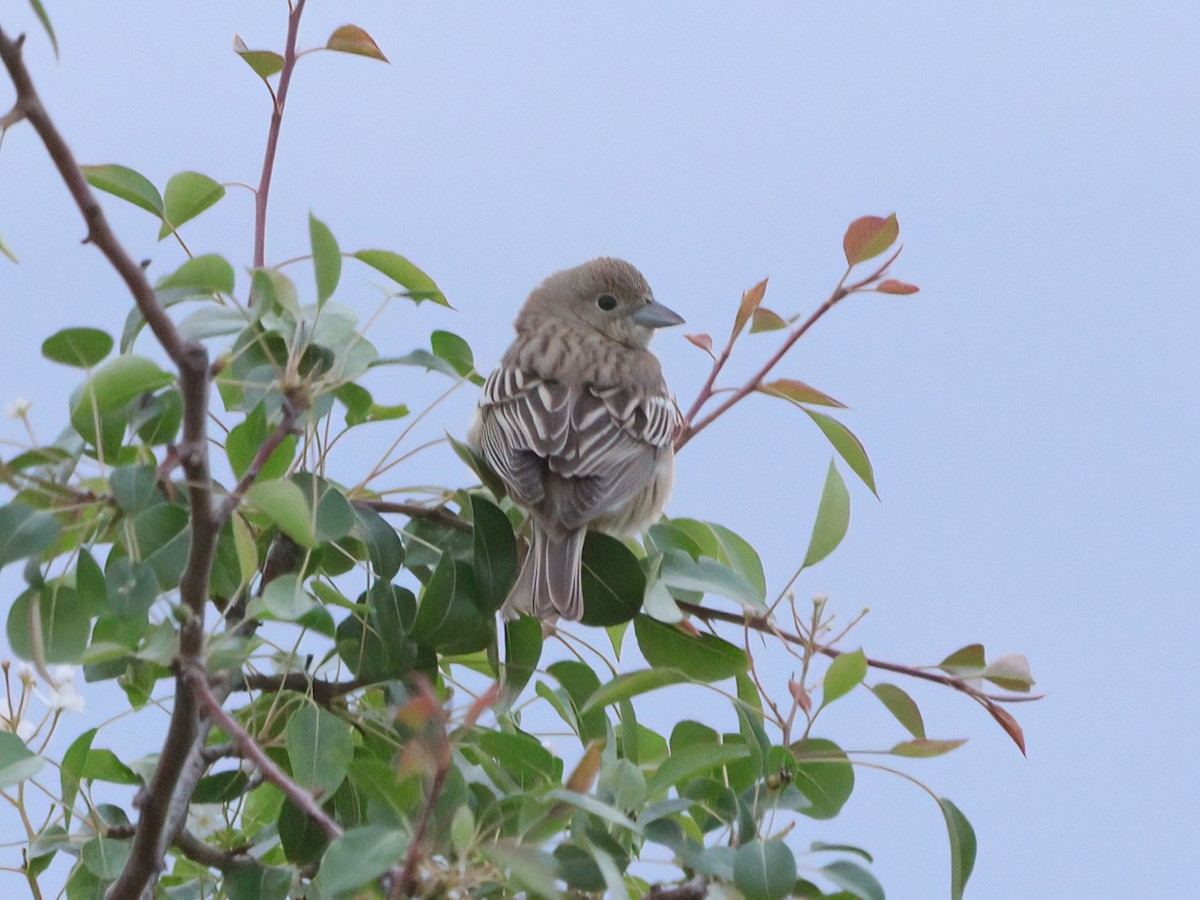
(527, 257), (684, 349)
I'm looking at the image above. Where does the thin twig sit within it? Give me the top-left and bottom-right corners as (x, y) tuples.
(214, 400), (301, 525)
(359, 499), (472, 533)
(238, 671), (364, 706)
(253, 0), (306, 268)
(189, 667), (343, 841)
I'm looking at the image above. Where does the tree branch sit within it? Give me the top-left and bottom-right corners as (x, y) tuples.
(253, 0), (306, 268)
(238, 671), (363, 707)
(359, 499), (472, 533)
(0, 25), (221, 899)
(189, 667), (343, 841)
(214, 399), (300, 525)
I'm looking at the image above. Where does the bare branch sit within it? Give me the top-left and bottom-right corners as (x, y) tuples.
(359, 499), (472, 533)
(238, 671), (363, 707)
(189, 667), (343, 841)
(253, 0), (307, 268)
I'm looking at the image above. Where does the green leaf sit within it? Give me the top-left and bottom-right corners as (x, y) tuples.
(659, 548), (765, 613)
(802, 459), (851, 568)
(232, 35), (285, 78)
(7, 584), (90, 664)
(245, 479), (315, 547)
(843, 214), (899, 267)
(500, 615), (543, 712)
(42, 327), (114, 368)
(60, 729), (96, 827)
(155, 253), (235, 295)
(581, 532), (646, 626)
(758, 378), (846, 409)
(130, 387), (183, 445)
(81, 835), (131, 880)
(0, 503), (60, 571)
(81, 164), (163, 217)
(292, 472), (355, 544)
(158, 171), (226, 240)
(983, 652), (1036, 692)
(821, 648), (867, 707)
(309, 213), (341, 306)
(313, 827), (407, 895)
(890, 738), (968, 758)
(481, 845), (562, 900)
(354, 249), (447, 305)
(286, 704), (354, 798)
(750, 307), (787, 333)
(335, 581), (420, 682)
(733, 839), (797, 900)
(226, 864), (293, 900)
(226, 404), (297, 481)
(939, 643), (986, 673)
(645, 743), (753, 797)
(940, 798), (977, 900)
(634, 616), (748, 682)
(249, 267), (299, 316)
(81, 748), (140, 785)
(545, 789), (641, 833)
(258, 574), (315, 621)
(0, 230), (17, 264)
(431, 330), (476, 378)
(547, 660), (606, 743)
(69, 355), (173, 439)
(352, 503), (404, 580)
(580, 668), (689, 715)
(471, 494), (517, 612)
(326, 24), (389, 62)
(278, 797), (330, 867)
(791, 738), (854, 819)
(870, 683), (926, 738)
(27, 0), (58, 56)
(821, 859), (885, 900)
(0, 732), (44, 789)
(803, 409), (877, 496)
(412, 556), (492, 655)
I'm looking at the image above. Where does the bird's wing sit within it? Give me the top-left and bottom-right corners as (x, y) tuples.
(477, 365), (680, 530)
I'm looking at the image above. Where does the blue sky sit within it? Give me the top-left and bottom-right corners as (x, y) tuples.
(2, 2), (1198, 897)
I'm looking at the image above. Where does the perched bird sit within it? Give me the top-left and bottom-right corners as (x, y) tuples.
(469, 258), (684, 621)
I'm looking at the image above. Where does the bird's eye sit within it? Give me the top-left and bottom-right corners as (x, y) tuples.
(596, 293), (618, 312)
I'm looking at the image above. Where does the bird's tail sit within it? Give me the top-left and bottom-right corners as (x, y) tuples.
(503, 524), (586, 622)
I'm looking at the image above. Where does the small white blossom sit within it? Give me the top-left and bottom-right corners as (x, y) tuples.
(187, 804), (224, 838)
(6, 397), (31, 419)
(36, 665), (85, 713)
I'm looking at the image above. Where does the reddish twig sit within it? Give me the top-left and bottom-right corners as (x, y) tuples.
(189, 666), (343, 841)
(214, 400), (300, 524)
(676, 249), (902, 450)
(253, 0), (306, 268)
(676, 599), (1037, 754)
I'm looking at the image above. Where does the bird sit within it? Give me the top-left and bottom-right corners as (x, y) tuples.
(468, 257), (685, 622)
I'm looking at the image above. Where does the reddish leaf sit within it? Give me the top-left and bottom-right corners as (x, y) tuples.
(565, 741), (604, 793)
(987, 704), (1027, 756)
(684, 332), (715, 359)
(877, 279), (919, 295)
(732, 278), (769, 340)
(758, 378), (847, 409)
(843, 214), (899, 267)
(787, 678), (812, 715)
(750, 307), (786, 333)
(327, 24), (389, 62)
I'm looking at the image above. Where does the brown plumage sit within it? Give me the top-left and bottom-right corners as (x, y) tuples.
(468, 258), (684, 621)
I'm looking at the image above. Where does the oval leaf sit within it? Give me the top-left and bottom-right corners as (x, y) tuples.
(0, 732), (44, 789)
(81, 164), (163, 217)
(245, 480), (315, 547)
(758, 378), (846, 409)
(939, 798), (977, 900)
(843, 214), (899, 267)
(750, 307), (787, 333)
(890, 738), (967, 758)
(580, 668), (689, 715)
(733, 839), (797, 900)
(870, 683), (925, 738)
(285, 704), (354, 797)
(0, 503), (61, 571)
(156, 254), (235, 295)
(821, 648), (867, 707)
(633, 615), (748, 682)
(315, 827), (407, 895)
(42, 327), (114, 368)
(877, 278), (919, 295)
(158, 171), (226, 240)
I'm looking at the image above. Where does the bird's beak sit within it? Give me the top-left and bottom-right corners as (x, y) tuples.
(631, 298), (685, 329)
